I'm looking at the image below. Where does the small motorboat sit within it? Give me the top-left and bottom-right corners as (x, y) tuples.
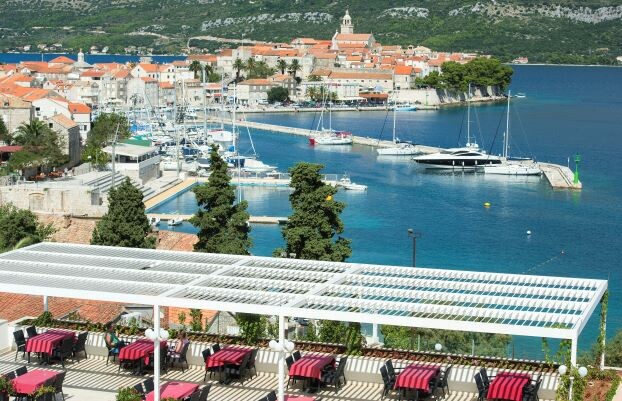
(338, 175), (367, 191)
(149, 216), (160, 227)
(167, 218), (182, 226)
(514, 93), (526, 98)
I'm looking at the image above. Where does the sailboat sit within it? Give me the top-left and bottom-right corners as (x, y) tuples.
(483, 91), (541, 176)
(377, 94), (419, 156)
(414, 84), (501, 169)
(309, 83), (353, 146)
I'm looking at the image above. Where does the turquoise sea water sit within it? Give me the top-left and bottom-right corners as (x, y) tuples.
(151, 65), (622, 357)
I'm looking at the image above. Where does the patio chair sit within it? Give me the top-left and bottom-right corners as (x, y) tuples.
(385, 359), (403, 381)
(380, 365), (396, 400)
(247, 348), (259, 378)
(212, 343), (221, 353)
(15, 366), (28, 376)
(202, 348), (220, 381)
(53, 337), (74, 368)
(285, 355), (297, 389)
(474, 373), (488, 401)
(13, 330), (27, 361)
(53, 370), (67, 401)
(266, 390), (277, 401)
(523, 374), (542, 401)
(198, 384), (211, 401)
(26, 326), (38, 339)
(430, 365), (451, 398)
(225, 352), (251, 384)
(143, 377), (154, 393)
(320, 355), (347, 393)
(73, 332), (88, 362)
(188, 390), (201, 401)
(4, 371), (16, 380)
(148, 345), (169, 374)
(479, 367), (493, 388)
(132, 382), (145, 396)
(170, 341), (191, 372)
(292, 350), (301, 361)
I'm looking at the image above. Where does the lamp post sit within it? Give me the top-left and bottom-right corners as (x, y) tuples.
(269, 337), (295, 401)
(558, 364), (588, 400)
(145, 323), (170, 401)
(407, 228), (421, 267)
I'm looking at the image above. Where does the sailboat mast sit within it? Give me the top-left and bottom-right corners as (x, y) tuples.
(466, 83), (471, 147)
(392, 92), (397, 143)
(220, 74), (225, 130)
(202, 64), (207, 140)
(505, 90), (511, 158)
(174, 82), (180, 177)
(233, 83), (241, 203)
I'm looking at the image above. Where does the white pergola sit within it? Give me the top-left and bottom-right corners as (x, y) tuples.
(0, 242), (608, 401)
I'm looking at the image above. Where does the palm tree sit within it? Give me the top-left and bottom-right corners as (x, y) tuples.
(277, 59), (288, 75)
(233, 58), (245, 82)
(189, 60), (203, 80)
(0, 118), (12, 145)
(306, 87), (318, 101)
(14, 120), (49, 147)
(288, 59), (302, 79)
(246, 57), (256, 77)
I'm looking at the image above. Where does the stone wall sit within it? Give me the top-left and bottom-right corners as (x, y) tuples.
(0, 185), (108, 216)
(395, 86), (504, 106)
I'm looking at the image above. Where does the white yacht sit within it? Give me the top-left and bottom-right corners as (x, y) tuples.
(337, 175), (367, 191)
(483, 91), (542, 176)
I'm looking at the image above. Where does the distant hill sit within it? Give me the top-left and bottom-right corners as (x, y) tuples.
(1, 0), (621, 64)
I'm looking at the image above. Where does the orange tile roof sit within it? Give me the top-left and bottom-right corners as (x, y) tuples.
(141, 77), (157, 83)
(49, 56), (76, 64)
(315, 53), (337, 60)
(51, 114), (78, 129)
(335, 33), (373, 41)
(114, 69), (131, 79)
(239, 79), (272, 86)
(329, 71), (392, 80)
(68, 102), (91, 114)
(394, 65), (414, 75)
(219, 49), (233, 57)
(159, 82), (174, 89)
(188, 54), (218, 63)
(137, 63), (159, 73)
(81, 69), (105, 78)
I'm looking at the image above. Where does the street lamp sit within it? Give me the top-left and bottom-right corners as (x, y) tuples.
(407, 228), (421, 267)
(558, 364), (588, 399)
(434, 343), (443, 352)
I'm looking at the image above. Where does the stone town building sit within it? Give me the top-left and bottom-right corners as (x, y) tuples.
(0, 93), (33, 135)
(46, 114), (82, 167)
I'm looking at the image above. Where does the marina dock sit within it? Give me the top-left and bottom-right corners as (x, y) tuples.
(208, 118), (443, 154)
(148, 213), (288, 225)
(539, 163), (582, 190)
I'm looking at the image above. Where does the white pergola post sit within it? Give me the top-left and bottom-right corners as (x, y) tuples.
(278, 315), (285, 401)
(601, 313), (607, 369)
(570, 335), (578, 367)
(43, 295), (48, 312)
(153, 304), (161, 401)
(372, 323), (379, 344)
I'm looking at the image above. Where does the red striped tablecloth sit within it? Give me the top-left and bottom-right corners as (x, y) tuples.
(118, 339), (167, 364)
(145, 382), (199, 401)
(289, 355), (335, 380)
(25, 330), (74, 355)
(206, 346), (253, 368)
(284, 396), (317, 401)
(487, 372), (532, 401)
(394, 364), (441, 392)
(12, 370), (59, 395)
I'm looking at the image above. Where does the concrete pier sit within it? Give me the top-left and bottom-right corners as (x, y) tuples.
(539, 162), (582, 189)
(148, 213), (288, 225)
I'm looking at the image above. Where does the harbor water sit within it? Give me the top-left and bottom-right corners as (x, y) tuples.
(150, 65), (622, 357)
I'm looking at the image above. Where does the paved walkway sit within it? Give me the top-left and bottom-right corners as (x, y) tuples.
(144, 179), (195, 209)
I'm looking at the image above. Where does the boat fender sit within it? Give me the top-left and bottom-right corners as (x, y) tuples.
(483, 202), (491, 208)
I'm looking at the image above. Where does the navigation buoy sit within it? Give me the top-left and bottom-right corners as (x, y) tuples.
(526, 230), (532, 235)
(484, 202), (491, 208)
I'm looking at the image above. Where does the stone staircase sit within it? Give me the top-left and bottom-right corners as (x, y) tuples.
(82, 172), (156, 200)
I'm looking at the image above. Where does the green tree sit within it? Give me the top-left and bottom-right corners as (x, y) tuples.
(83, 113), (131, 167)
(267, 86), (289, 103)
(0, 204), (55, 252)
(245, 57), (256, 77)
(233, 58), (245, 82)
(12, 120), (67, 171)
(308, 74), (322, 82)
(288, 59), (301, 80)
(189, 60), (203, 80)
(235, 313), (266, 345)
(0, 118), (11, 145)
(91, 178), (155, 248)
(318, 320), (348, 344)
(277, 59), (288, 75)
(275, 162), (351, 261)
(190, 145), (252, 254)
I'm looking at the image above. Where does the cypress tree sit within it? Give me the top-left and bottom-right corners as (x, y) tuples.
(275, 162), (351, 261)
(91, 178), (155, 248)
(190, 145), (251, 255)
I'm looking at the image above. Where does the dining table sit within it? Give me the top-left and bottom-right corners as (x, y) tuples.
(288, 354), (335, 392)
(145, 381), (199, 401)
(25, 329), (75, 363)
(394, 363), (441, 393)
(206, 346), (253, 383)
(118, 339), (167, 374)
(487, 371), (532, 401)
(11, 369), (59, 395)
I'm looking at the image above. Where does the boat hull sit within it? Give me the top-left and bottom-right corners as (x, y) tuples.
(483, 163), (541, 176)
(377, 146), (419, 156)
